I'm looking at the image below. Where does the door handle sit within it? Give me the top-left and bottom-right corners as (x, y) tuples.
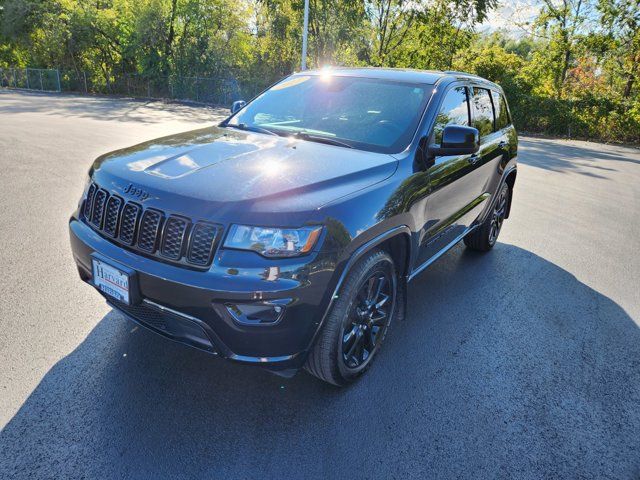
(498, 141), (508, 149)
(468, 154), (480, 164)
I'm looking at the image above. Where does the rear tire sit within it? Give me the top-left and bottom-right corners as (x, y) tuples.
(305, 249), (398, 386)
(464, 183), (510, 252)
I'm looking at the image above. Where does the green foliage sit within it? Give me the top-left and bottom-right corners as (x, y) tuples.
(0, 0), (639, 143)
(451, 0), (640, 144)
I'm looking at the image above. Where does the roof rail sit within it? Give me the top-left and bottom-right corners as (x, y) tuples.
(442, 70), (482, 78)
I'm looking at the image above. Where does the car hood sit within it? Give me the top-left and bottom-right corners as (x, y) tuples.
(91, 126), (398, 221)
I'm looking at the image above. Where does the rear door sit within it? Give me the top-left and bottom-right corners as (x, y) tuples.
(467, 87), (506, 201)
(491, 89), (517, 167)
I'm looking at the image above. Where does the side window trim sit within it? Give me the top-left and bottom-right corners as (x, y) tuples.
(488, 89), (497, 132)
(464, 85), (472, 126)
(490, 89), (499, 131)
(469, 85), (483, 129)
(502, 92), (512, 127)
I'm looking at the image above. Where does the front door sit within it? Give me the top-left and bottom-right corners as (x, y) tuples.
(416, 85), (482, 266)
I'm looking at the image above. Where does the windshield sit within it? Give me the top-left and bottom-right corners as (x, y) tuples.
(227, 74), (433, 153)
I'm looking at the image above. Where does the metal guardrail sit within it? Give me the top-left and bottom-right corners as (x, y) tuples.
(0, 67), (250, 106)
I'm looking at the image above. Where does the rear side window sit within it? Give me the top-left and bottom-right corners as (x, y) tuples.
(471, 87), (494, 138)
(491, 91), (510, 130)
(433, 86), (470, 144)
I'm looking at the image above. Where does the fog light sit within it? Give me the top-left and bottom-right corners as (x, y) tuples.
(224, 299), (290, 326)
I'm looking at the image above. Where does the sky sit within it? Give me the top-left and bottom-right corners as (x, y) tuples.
(479, 0), (542, 36)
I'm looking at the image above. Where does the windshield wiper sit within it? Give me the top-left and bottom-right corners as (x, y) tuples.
(225, 123), (278, 136)
(293, 132), (353, 149)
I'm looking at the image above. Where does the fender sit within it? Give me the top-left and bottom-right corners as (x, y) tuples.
(331, 224), (412, 295)
(305, 225), (412, 353)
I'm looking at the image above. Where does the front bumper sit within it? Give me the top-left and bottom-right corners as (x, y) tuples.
(69, 218), (338, 370)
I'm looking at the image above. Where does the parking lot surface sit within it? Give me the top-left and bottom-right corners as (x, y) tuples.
(1, 90), (639, 479)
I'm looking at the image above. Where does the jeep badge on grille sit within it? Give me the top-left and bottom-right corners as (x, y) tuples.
(123, 183), (149, 201)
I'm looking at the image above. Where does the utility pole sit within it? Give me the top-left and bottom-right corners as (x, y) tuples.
(301, 0), (309, 70)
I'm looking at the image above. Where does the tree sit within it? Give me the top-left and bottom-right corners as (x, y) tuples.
(597, 0), (640, 97)
(307, 0), (365, 66)
(532, 0), (593, 98)
(365, 0), (497, 67)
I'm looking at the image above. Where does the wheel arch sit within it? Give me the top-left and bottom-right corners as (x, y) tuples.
(374, 231), (412, 279)
(307, 226), (413, 355)
(504, 168), (517, 218)
(342, 226), (412, 281)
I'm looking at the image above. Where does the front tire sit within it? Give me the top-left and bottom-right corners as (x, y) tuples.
(463, 183), (510, 252)
(305, 249), (398, 386)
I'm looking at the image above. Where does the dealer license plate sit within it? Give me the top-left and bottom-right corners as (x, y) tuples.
(92, 258), (131, 305)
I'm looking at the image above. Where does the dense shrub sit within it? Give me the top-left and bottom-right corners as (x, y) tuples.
(509, 94), (640, 144)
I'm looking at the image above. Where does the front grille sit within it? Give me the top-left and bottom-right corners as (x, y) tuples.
(115, 300), (168, 331)
(82, 182), (220, 268)
(91, 189), (108, 228)
(119, 203), (140, 245)
(188, 223), (218, 265)
(108, 298), (215, 353)
(161, 217), (188, 259)
(84, 183), (97, 219)
(103, 196), (123, 237)
(137, 209), (163, 252)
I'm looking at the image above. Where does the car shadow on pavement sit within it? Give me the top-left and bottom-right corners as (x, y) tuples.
(1, 244), (639, 479)
(519, 137), (640, 176)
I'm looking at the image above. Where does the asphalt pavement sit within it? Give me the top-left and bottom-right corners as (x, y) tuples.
(1, 90), (639, 479)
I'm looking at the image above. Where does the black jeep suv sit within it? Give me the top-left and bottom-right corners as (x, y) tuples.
(70, 68), (517, 385)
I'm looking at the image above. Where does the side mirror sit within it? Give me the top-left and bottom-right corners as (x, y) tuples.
(428, 125), (479, 157)
(230, 100), (246, 114)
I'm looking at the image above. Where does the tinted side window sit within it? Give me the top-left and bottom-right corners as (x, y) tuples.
(471, 87), (494, 138)
(492, 91), (510, 130)
(433, 87), (469, 144)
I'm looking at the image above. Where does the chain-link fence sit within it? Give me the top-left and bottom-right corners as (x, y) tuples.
(0, 68), (61, 91)
(0, 67), (248, 106)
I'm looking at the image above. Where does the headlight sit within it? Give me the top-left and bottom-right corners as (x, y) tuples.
(223, 225), (323, 258)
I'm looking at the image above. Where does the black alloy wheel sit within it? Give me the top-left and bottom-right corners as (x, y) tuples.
(488, 183), (509, 246)
(341, 270), (393, 369)
(305, 249), (398, 386)
(464, 183), (511, 252)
